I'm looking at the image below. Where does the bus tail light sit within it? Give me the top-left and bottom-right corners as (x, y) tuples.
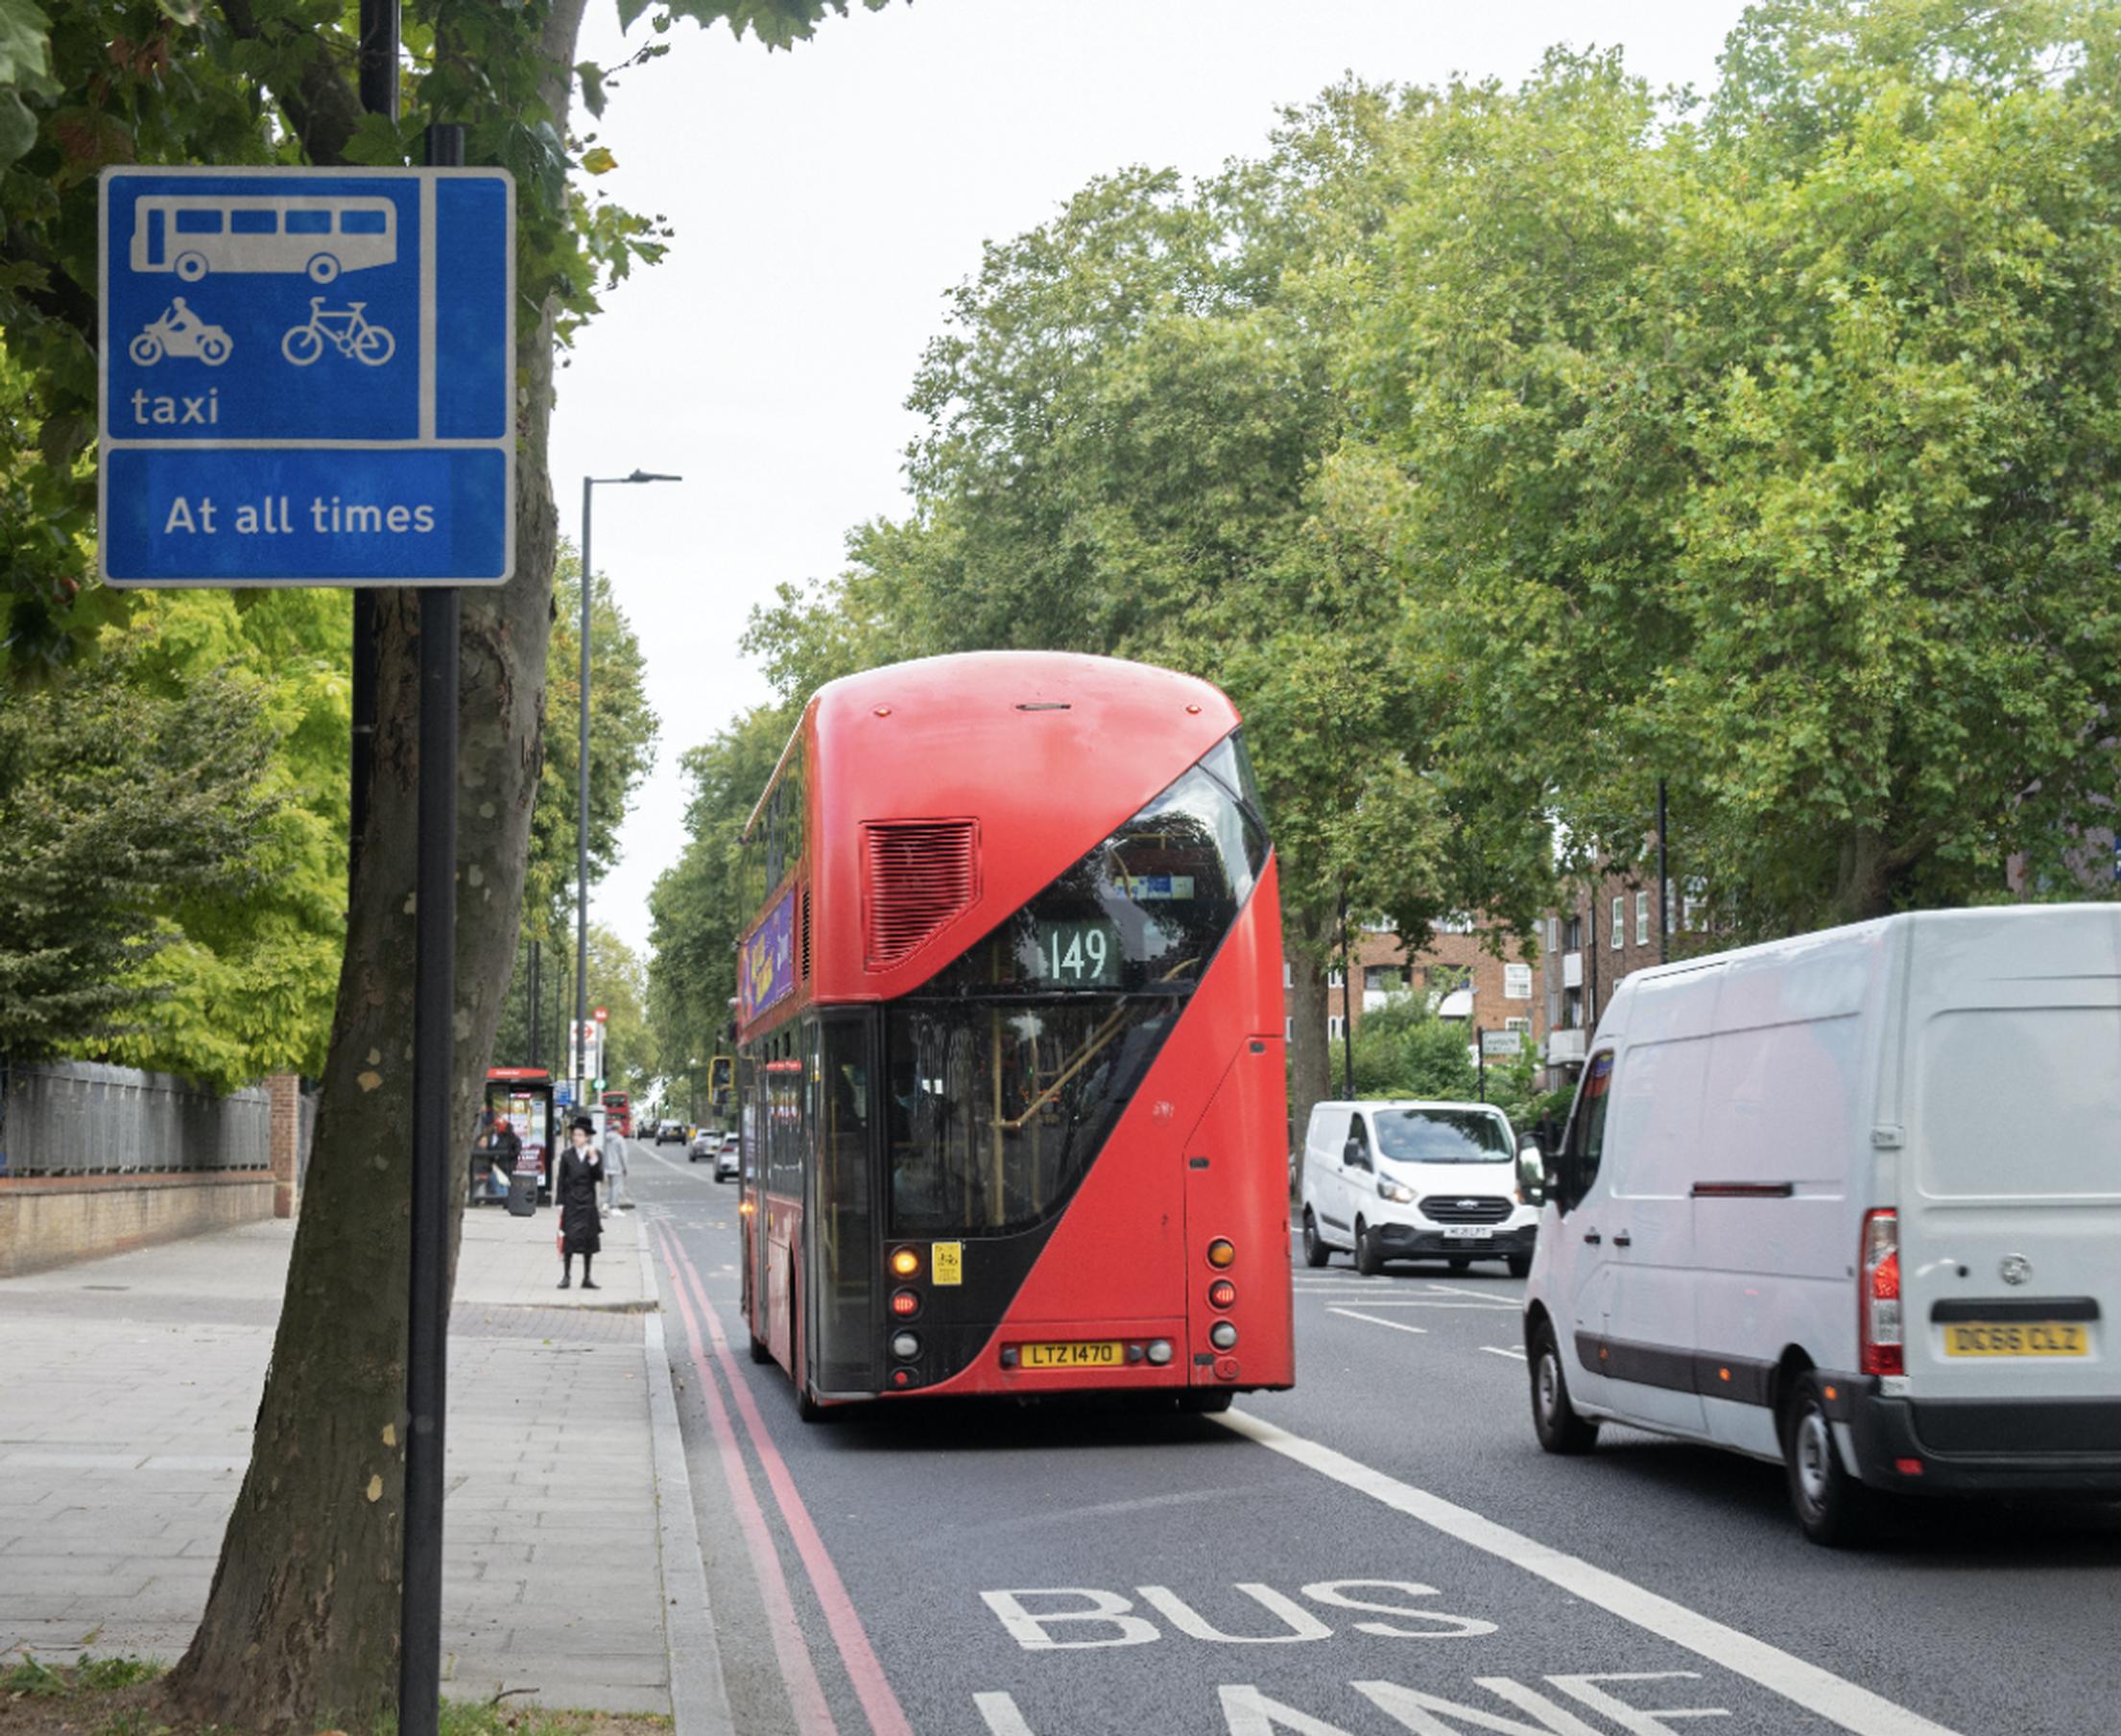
(1206, 1239), (1235, 1270)
(1209, 1320), (1237, 1351)
(1208, 1279), (1236, 1310)
(891, 1288), (921, 1319)
(1146, 1340), (1174, 1366)
(1860, 1209), (1901, 1376)
(889, 1247), (920, 1278)
(891, 1331), (921, 1362)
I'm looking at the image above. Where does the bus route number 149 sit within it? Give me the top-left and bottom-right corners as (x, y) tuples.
(1036, 920), (1119, 987)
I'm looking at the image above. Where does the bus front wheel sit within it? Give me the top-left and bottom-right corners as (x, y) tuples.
(307, 252), (341, 284)
(176, 252), (206, 282)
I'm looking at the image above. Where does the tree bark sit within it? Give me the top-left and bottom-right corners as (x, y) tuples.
(1284, 918), (1336, 1172)
(167, 14), (579, 1726)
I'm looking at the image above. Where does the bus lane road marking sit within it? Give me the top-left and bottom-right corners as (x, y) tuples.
(1481, 1345), (1528, 1363)
(1213, 1409), (1962, 1736)
(662, 1227), (918, 1736)
(652, 1222), (839, 1736)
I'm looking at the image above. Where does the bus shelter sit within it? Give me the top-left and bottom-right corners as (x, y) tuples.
(476, 1067), (557, 1205)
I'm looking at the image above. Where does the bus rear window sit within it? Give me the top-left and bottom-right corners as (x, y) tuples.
(341, 208), (390, 234)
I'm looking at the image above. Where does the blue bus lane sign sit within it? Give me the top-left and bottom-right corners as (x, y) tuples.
(98, 166), (514, 586)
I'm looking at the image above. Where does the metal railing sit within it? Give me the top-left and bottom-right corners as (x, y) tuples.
(0, 1059), (274, 1178)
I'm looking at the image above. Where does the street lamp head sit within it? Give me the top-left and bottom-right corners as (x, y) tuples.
(625, 469), (681, 484)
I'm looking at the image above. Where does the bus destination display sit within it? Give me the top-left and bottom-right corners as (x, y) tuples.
(1033, 919), (1122, 986)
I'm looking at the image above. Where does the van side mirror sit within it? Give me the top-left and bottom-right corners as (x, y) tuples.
(1343, 1138), (1367, 1171)
(1516, 1143), (1545, 1205)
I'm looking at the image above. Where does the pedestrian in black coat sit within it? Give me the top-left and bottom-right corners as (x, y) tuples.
(558, 1114), (604, 1290)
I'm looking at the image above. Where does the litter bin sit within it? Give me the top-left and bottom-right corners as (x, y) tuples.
(507, 1171), (538, 1218)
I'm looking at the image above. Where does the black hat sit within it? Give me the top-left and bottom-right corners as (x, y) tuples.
(571, 1114), (595, 1135)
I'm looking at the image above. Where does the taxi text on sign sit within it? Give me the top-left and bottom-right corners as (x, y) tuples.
(98, 166), (514, 587)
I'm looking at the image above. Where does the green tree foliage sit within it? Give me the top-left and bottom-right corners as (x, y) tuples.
(0, 632), (279, 1068)
(742, 88), (1554, 1139)
(647, 703), (793, 1085)
(1348, 997), (1478, 1103)
(1354, 1), (2121, 936)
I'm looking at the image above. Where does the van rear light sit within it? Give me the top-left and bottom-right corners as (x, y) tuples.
(1860, 1208), (1902, 1376)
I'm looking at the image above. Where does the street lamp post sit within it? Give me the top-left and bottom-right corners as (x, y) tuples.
(575, 469), (679, 1115)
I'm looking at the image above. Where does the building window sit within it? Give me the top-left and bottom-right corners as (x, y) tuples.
(1547, 916), (1560, 951)
(1635, 890), (1650, 946)
(1611, 896), (1624, 949)
(1364, 965), (1404, 993)
(1284, 1016), (1294, 1042)
(1328, 1014), (1345, 1041)
(1547, 989), (1561, 1029)
(1283, 963), (1292, 988)
(1563, 914), (1584, 952)
(1327, 967), (1345, 988)
(1563, 986), (1584, 1029)
(1682, 877), (1705, 932)
(1435, 913), (1474, 935)
(1505, 1016), (1531, 1034)
(1503, 963), (1531, 999)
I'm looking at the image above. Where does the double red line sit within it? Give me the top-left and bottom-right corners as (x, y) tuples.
(652, 1221), (914, 1736)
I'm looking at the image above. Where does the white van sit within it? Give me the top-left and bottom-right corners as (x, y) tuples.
(1523, 905), (2121, 1545)
(1300, 1099), (1541, 1277)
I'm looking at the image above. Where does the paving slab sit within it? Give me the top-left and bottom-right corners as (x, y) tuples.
(0, 1199), (677, 1716)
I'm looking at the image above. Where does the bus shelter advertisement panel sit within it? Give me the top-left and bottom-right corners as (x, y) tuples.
(741, 891), (796, 1023)
(98, 167), (513, 586)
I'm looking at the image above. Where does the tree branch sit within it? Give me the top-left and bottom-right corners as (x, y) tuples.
(217, 0), (366, 165)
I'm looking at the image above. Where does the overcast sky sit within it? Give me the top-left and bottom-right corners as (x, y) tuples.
(547, 0), (1753, 956)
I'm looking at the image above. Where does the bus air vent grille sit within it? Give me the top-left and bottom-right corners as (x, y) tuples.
(862, 820), (978, 971)
(800, 887), (813, 980)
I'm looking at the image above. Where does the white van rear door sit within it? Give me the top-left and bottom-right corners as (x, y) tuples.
(1901, 909), (2121, 1407)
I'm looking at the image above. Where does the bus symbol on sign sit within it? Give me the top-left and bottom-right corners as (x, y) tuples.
(131, 194), (398, 285)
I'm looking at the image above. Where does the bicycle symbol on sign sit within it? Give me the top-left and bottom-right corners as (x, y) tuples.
(280, 297), (396, 367)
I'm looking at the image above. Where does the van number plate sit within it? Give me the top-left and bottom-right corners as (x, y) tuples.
(1942, 1321), (2087, 1358)
(1442, 1226), (1494, 1240)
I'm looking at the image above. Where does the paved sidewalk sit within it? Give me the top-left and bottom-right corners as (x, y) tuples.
(0, 1200), (674, 1713)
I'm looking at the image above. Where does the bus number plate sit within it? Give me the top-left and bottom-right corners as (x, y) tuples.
(1019, 1341), (1124, 1369)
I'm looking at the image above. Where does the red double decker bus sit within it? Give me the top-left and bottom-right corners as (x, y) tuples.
(733, 652), (1293, 1416)
(600, 1092), (632, 1137)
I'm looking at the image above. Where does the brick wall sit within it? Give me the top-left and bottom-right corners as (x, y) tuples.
(0, 1172), (275, 1277)
(268, 1073), (301, 1219)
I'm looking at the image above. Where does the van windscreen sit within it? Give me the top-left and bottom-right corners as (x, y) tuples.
(1373, 1109), (1512, 1165)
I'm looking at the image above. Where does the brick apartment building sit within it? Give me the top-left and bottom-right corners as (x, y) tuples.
(1286, 918), (1547, 1060)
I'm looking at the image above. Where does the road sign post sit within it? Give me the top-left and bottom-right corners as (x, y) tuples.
(99, 147), (512, 1736)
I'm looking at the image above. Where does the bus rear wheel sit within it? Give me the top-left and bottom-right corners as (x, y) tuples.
(748, 1320), (773, 1365)
(1178, 1389), (1234, 1415)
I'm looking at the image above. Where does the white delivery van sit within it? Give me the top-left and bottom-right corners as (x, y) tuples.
(1300, 1099), (1541, 1277)
(1523, 904), (2121, 1545)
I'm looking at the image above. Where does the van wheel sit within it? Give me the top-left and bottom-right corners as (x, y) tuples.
(1447, 1257), (1470, 1273)
(1354, 1218), (1383, 1277)
(1507, 1254), (1532, 1278)
(1781, 1372), (1871, 1547)
(1301, 1209), (1330, 1269)
(1529, 1319), (1598, 1454)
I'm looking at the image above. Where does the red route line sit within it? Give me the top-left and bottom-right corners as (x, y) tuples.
(652, 1222), (839, 1736)
(666, 1231), (918, 1736)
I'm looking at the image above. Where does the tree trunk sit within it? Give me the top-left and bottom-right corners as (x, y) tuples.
(1285, 920), (1336, 1164)
(1833, 824), (1894, 925)
(167, 14), (581, 1724)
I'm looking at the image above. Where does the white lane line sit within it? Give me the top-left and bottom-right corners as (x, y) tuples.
(973, 1693), (1036, 1736)
(1327, 1308), (1428, 1336)
(641, 1147), (725, 1184)
(1306, 1299), (1515, 1311)
(1216, 1411), (1962, 1736)
(1422, 1280), (1521, 1300)
(1482, 1345), (1528, 1362)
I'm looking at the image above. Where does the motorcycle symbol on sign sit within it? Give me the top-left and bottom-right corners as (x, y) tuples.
(281, 298), (396, 368)
(130, 298), (232, 366)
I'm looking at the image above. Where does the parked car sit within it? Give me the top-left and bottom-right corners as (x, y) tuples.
(714, 1132), (740, 1183)
(655, 1119), (685, 1145)
(1299, 1099), (1538, 1277)
(1524, 904), (2121, 1546)
(687, 1128), (714, 1163)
